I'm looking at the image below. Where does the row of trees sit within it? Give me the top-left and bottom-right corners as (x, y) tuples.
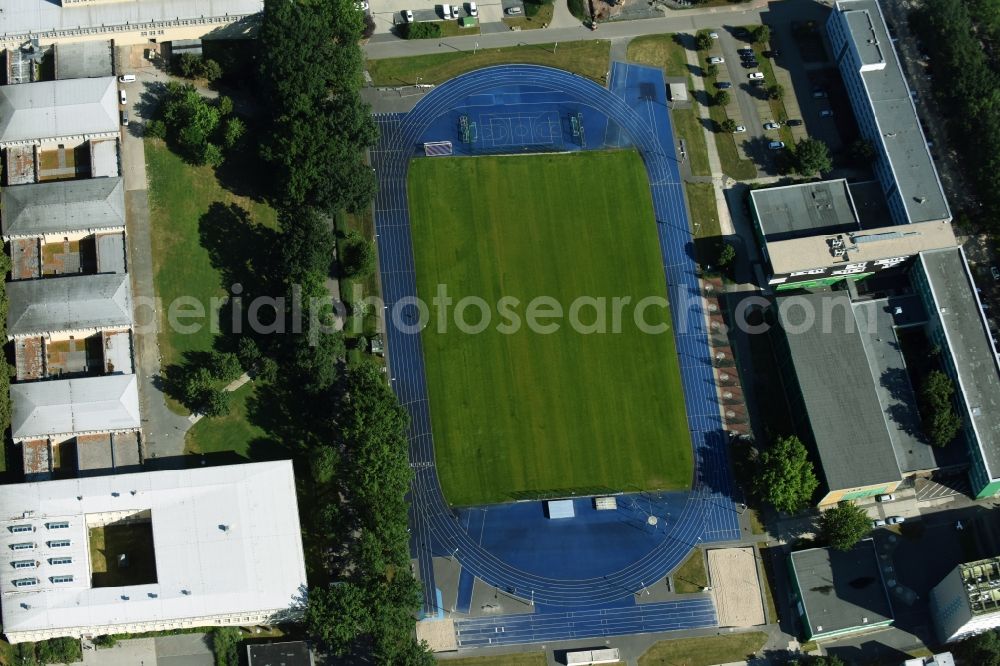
(8, 638), (82, 665)
(914, 0), (1000, 229)
(251, 0), (429, 661)
(919, 369), (963, 447)
(172, 53), (223, 81)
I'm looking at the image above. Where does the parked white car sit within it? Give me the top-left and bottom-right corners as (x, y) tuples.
(876, 493), (895, 502)
(748, 72), (765, 80)
(763, 122), (781, 130)
(887, 515), (906, 525)
(768, 140), (785, 150)
(707, 56), (725, 64)
(468, 1), (478, 15)
(119, 90), (127, 105)
(118, 74), (136, 84)
(733, 125), (747, 133)
(872, 518), (887, 527)
(403, 9), (414, 21)
(505, 5), (522, 14)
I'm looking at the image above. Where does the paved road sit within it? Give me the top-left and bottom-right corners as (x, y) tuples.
(155, 634), (214, 666)
(116, 44), (194, 464)
(364, 0), (769, 59)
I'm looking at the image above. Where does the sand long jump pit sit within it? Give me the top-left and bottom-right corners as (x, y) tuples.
(707, 547), (766, 627)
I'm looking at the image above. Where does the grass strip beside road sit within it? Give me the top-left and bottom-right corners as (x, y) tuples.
(367, 40), (610, 86)
(437, 655), (548, 666)
(628, 35), (710, 177)
(639, 633), (768, 666)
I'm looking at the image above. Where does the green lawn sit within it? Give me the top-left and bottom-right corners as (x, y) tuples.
(437, 655), (548, 666)
(367, 40), (610, 86)
(628, 35), (711, 177)
(672, 549), (709, 593)
(185, 382), (267, 459)
(408, 151), (691, 505)
(145, 140), (278, 368)
(639, 633), (768, 666)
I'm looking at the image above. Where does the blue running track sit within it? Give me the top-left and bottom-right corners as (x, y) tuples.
(370, 65), (740, 639)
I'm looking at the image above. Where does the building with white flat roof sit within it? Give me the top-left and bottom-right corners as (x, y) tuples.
(0, 461), (307, 643)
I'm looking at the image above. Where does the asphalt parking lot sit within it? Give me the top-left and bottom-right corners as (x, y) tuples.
(368, 0), (522, 35)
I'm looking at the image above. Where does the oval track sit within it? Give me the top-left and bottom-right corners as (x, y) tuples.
(370, 65), (738, 611)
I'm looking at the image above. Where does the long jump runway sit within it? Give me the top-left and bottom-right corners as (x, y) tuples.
(370, 64), (740, 644)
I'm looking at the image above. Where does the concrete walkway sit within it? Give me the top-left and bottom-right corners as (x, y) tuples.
(549, 0), (583, 29)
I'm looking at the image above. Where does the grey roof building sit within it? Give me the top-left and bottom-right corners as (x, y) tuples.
(774, 291), (935, 503)
(1, 178), (126, 239)
(789, 539), (894, 641)
(828, 0), (950, 226)
(10, 374), (140, 442)
(54, 41), (113, 80)
(912, 248), (1000, 498)
(7, 274), (132, 339)
(0, 78), (119, 147)
(750, 180), (862, 243)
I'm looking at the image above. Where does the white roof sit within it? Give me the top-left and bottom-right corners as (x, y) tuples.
(0, 461), (306, 637)
(0, 78), (118, 146)
(547, 499), (575, 519)
(2, 0), (262, 37)
(10, 374), (140, 441)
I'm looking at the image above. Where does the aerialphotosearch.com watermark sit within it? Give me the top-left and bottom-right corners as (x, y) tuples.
(133, 283), (882, 343)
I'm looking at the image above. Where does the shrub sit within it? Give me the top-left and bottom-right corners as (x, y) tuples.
(202, 389), (232, 418)
(403, 22), (442, 39)
(567, 0), (587, 20)
(144, 119), (167, 140)
(209, 351), (244, 383)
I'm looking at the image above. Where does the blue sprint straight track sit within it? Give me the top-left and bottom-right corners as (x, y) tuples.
(370, 64), (740, 638)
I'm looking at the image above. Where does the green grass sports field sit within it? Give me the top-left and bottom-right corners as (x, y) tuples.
(408, 151), (692, 506)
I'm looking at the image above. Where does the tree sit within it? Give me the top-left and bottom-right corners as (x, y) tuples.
(199, 58), (223, 82)
(212, 627), (241, 666)
(794, 137), (832, 175)
(34, 638), (82, 665)
(341, 231), (376, 278)
(717, 242), (736, 266)
(208, 351), (243, 383)
(256, 356), (279, 384)
(753, 435), (818, 513)
(161, 83), (222, 164)
(236, 336), (262, 370)
(281, 207), (336, 284)
(819, 501), (871, 550)
(715, 90), (731, 106)
(306, 583), (371, 655)
(849, 138), (877, 165)
(706, 63), (719, 78)
(767, 84), (784, 100)
(144, 119), (167, 140)
(203, 143), (225, 167)
(919, 370), (963, 446)
(696, 32), (713, 50)
(752, 24), (771, 44)
(174, 52), (201, 78)
(181, 366), (216, 407)
(720, 118), (738, 133)
(222, 117), (246, 149)
(202, 388), (232, 417)
(216, 95), (234, 118)
(954, 629), (1000, 666)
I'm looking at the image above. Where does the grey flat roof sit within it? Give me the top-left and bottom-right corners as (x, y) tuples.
(2, 0), (262, 36)
(95, 233), (127, 274)
(2, 178), (126, 239)
(777, 292), (902, 490)
(834, 0), (950, 224)
(7, 273), (132, 338)
(0, 78), (119, 146)
(790, 540), (894, 636)
(89, 139), (119, 179)
(852, 297), (937, 473)
(766, 220), (956, 275)
(247, 641), (311, 666)
(751, 180), (860, 242)
(54, 41), (113, 80)
(848, 180), (893, 229)
(10, 374), (140, 441)
(918, 248), (1000, 477)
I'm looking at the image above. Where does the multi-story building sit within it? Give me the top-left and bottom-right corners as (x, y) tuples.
(930, 556), (1000, 643)
(789, 539), (894, 641)
(0, 461), (307, 644)
(0, 0), (261, 50)
(910, 248), (1000, 498)
(749, 180), (956, 292)
(827, 0), (950, 227)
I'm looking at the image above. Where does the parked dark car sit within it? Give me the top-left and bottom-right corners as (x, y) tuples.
(716, 81), (732, 89)
(742, 61), (759, 69)
(749, 79), (765, 87)
(737, 48), (754, 56)
(763, 50), (779, 58)
(786, 119), (803, 126)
